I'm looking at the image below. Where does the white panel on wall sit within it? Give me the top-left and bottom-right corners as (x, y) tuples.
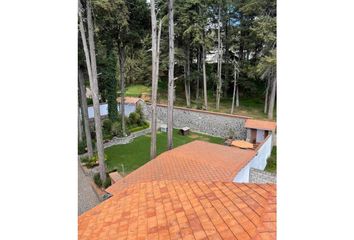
(87, 103), (136, 119)
(256, 130), (265, 143)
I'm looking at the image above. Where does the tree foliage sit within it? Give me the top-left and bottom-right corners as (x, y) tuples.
(79, 0), (276, 114)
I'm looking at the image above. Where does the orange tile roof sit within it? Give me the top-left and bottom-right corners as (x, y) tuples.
(116, 96), (143, 105)
(244, 119), (276, 131)
(79, 180), (276, 240)
(106, 141), (256, 195)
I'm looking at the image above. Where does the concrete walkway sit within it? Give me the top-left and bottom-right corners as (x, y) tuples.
(78, 162), (100, 215)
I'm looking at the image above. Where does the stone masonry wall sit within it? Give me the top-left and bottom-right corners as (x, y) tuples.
(143, 103), (250, 139)
(249, 168), (277, 184)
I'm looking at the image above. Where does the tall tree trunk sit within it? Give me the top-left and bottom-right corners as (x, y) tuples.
(78, 106), (83, 141)
(150, 0), (158, 159)
(239, 12), (245, 63)
(223, 18), (229, 98)
(86, 0), (106, 181)
(231, 63), (237, 114)
(236, 85), (239, 107)
(118, 45), (126, 136)
(157, 19), (162, 82)
(264, 78), (270, 114)
(187, 46), (191, 106)
(216, 6), (222, 111)
(78, 68), (93, 157)
(196, 47), (201, 100)
(268, 77), (276, 120)
(202, 45), (208, 110)
(167, 0), (174, 150)
(184, 45), (191, 107)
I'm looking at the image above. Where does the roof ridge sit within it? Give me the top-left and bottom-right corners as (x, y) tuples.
(251, 184), (276, 240)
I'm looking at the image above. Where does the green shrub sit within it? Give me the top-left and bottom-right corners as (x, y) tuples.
(103, 132), (112, 141)
(93, 173), (102, 187)
(84, 154), (108, 168)
(129, 124), (149, 133)
(78, 141), (86, 154)
(85, 161), (97, 168)
(93, 173), (111, 188)
(136, 104), (143, 115)
(103, 176), (111, 188)
(80, 156), (89, 163)
(90, 153), (108, 162)
(111, 121), (122, 136)
(129, 112), (140, 125)
(102, 119), (112, 132)
(125, 128), (131, 136)
(196, 102), (203, 110)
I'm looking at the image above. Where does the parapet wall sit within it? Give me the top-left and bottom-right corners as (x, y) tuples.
(143, 103), (250, 139)
(249, 168), (276, 183)
(233, 134), (273, 183)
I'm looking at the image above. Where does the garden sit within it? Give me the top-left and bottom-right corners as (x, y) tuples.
(78, 104), (149, 155)
(78, 101), (223, 188)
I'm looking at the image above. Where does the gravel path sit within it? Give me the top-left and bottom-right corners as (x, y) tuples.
(78, 162), (100, 215)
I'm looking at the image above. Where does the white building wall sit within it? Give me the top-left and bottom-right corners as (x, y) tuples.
(256, 129), (265, 142)
(233, 134), (273, 183)
(87, 103), (136, 119)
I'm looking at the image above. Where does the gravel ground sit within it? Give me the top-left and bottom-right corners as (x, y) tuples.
(78, 162), (100, 215)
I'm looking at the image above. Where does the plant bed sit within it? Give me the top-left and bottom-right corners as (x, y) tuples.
(93, 172), (112, 189)
(129, 123), (149, 133)
(90, 182), (109, 201)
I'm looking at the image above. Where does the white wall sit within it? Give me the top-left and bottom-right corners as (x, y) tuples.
(256, 129), (265, 142)
(87, 103), (136, 119)
(233, 134), (273, 183)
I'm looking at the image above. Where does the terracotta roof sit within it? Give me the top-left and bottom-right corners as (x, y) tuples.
(106, 141), (256, 195)
(79, 180), (276, 240)
(116, 97), (143, 105)
(244, 119), (276, 131)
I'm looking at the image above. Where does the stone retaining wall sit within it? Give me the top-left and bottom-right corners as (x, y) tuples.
(143, 104), (250, 139)
(249, 168), (277, 184)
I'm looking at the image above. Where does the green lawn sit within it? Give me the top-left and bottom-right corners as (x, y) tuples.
(104, 129), (224, 174)
(125, 84), (151, 97)
(264, 146), (277, 173)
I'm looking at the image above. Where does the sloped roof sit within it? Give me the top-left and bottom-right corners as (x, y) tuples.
(79, 180), (276, 240)
(106, 141), (256, 195)
(245, 119), (277, 131)
(116, 96), (143, 104)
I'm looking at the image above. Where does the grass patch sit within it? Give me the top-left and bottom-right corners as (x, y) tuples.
(125, 84), (151, 97)
(264, 146), (276, 173)
(104, 129), (223, 174)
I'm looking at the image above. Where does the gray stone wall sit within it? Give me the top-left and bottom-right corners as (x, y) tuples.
(249, 168), (277, 184)
(143, 104), (249, 139)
